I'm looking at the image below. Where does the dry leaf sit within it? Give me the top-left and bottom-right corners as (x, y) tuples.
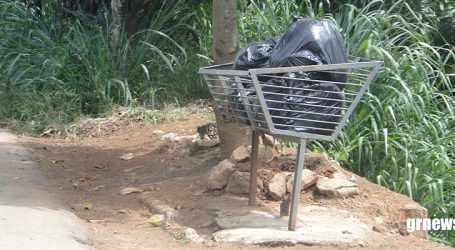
(120, 187), (148, 195)
(191, 189), (205, 196)
(90, 185), (105, 191)
(123, 165), (145, 172)
(52, 159), (64, 164)
(120, 153), (134, 160)
(87, 219), (108, 223)
(93, 164), (106, 169)
(79, 176), (96, 181)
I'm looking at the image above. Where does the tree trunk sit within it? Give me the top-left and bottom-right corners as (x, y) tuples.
(212, 0), (250, 158)
(110, 0), (149, 61)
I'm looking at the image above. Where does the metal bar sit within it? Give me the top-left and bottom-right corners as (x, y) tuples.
(217, 75), (244, 125)
(199, 63), (250, 76)
(258, 83), (358, 96)
(250, 71), (276, 132)
(260, 91), (350, 103)
(235, 76), (257, 128)
(331, 62), (383, 140)
(258, 75), (365, 87)
(289, 139), (306, 231)
(249, 131), (260, 206)
(270, 115), (341, 125)
(205, 77), (254, 83)
(250, 61), (382, 75)
(274, 129), (332, 141)
(273, 123), (336, 132)
(268, 103), (348, 111)
(266, 102), (344, 118)
(318, 70), (370, 77)
(203, 75), (226, 116)
(215, 98), (346, 118)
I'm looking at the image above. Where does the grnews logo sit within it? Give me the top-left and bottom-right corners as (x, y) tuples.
(407, 218), (455, 232)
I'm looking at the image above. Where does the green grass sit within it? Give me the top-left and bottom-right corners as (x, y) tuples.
(0, 0), (210, 132)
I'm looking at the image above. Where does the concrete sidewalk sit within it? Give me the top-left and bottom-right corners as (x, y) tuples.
(0, 129), (91, 250)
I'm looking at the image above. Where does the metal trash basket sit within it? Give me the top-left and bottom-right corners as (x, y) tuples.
(198, 56), (383, 230)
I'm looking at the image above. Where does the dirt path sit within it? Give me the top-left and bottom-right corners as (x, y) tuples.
(18, 111), (452, 250)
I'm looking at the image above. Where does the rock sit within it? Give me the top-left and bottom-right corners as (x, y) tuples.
(304, 152), (329, 169)
(337, 187), (361, 197)
(373, 224), (388, 233)
(393, 203), (428, 239)
(315, 177), (360, 198)
(226, 171), (248, 194)
(286, 169), (318, 193)
(395, 203), (428, 220)
(264, 146), (280, 163)
(192, 138), (220, 151)
(162, 132), (179, 143)
(313, 160), (343, 178)
(349, 175), (357, 182)
(139, 194), (177, 224)
(152, 129), (165, 135)
(268, 172), (287, 201)
(120, 153), (134, 160)
(207, 160), (236, 190)
(256, 145), (280, 163)
(263, 134), (275, 146)
(230, 145), (250, 163)
(177, 228), (204, 243)
(176, 135), (198, 147)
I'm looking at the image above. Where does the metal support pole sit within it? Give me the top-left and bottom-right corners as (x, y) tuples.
(288, 139), (306, 231)
(249, 130), (260, 206)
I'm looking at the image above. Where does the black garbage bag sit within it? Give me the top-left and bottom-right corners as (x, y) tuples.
(280, 72), (344, 135)
(269, 19), (348, 88)
(234, 36), (280, 70)
(284, 49), (323, 67)
(251, 78), (290, 128)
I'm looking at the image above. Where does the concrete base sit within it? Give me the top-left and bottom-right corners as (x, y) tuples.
(213, 205), (371, 246)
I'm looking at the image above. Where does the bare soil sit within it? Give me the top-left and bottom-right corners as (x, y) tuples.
(19, 109), (452, 250)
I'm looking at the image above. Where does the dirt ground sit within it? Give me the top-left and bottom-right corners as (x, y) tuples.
(19, 108), (452, 250)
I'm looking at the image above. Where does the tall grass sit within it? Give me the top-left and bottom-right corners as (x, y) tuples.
(0, 0), (210, 132)
(237, 0), (454, 245)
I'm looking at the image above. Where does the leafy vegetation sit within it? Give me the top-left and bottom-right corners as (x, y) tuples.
(0, 0), (454, 245)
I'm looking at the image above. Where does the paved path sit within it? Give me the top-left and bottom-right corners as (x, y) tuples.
(0, 129), (91, 250)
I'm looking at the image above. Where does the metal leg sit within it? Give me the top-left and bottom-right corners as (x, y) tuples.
(249, 130), (260, 206)
(288, 139), (306, 231)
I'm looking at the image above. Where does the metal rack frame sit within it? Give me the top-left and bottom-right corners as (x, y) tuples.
(199, 57), (383, 231)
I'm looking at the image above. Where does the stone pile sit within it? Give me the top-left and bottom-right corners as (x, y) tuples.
(206, 145), (361, 201)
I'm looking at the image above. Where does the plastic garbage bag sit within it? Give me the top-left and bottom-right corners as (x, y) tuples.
(269, 19), (348, 87)
(282, 72), (344, 135)
(234, 36), (280, 70)
(227, 18), (347, 135)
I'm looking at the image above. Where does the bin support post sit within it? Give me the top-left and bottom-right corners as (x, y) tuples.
(288, 139), (306, 231)
(249, 130), (260, 206)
